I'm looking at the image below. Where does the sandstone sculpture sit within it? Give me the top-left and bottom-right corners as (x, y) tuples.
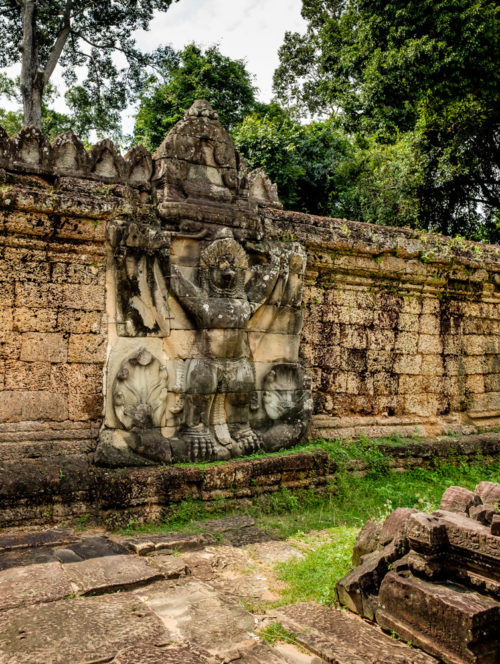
(336, 482), (500, 664)
(95, 100), (311, 466)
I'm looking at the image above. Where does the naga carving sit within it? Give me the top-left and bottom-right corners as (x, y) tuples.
(96, 100), (311, 466)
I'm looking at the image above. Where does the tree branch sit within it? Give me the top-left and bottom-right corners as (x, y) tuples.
(74, 31), (136, 58)
(42, 0), (72, 84)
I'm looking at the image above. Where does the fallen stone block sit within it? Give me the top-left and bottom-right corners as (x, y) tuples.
(440, 486), (481, 514)
(468, 503), (499, 525)
(336, 538), (407, 620)
(379, 507), (418, 546)
(377, 571), (500, 664)
(351, 519), (381, 566)
(0, 593), (168, 664)
(475, 481), (500, 507)
(272, 602), (437, 664)
(63, 554), (163, 595)
(492, 514), (500, 536)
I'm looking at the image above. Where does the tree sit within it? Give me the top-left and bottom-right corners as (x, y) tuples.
(274, 0), (500, 239)
(0, 0), (178, 131)
(133, 44), (258, 151)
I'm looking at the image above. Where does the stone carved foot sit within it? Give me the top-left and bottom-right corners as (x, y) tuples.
(230, 425), (262, 456)
(181, 426), (218, 462)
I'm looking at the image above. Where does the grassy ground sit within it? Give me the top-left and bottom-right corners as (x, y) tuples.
(120, 436), (500, 607)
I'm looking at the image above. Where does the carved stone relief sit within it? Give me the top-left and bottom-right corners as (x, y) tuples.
(96, 100), (311, 466)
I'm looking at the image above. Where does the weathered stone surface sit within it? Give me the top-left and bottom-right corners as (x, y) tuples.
(475, 481), (500, 506)
(112, 644), (211, 663)
(440, 486), (481, 514)
(0, 593), (168, 664)
(352, 520), (381, 566)
(377, 571), (500, 664)
(135, 579), (257, 656)
(124, 533), (217, 555)
(149, 554), (190, 579)
(63, 554), (162, 595)
(273, 603), (438, 664)
(491, 514), (500, 536)
(380, 507), (418, 546)
(0, 561), (74, 612)
(0, 529), (75, 553)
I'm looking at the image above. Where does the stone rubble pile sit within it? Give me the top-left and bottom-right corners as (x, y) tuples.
(336, 481), (500, 664)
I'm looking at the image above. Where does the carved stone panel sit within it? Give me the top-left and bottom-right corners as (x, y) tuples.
(96, 101), (311, 466)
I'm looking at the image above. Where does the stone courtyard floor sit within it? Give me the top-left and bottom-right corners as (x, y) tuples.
(0, 517), (439, 664)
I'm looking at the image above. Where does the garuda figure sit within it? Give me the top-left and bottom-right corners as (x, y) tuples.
(170, 229), (280, 460)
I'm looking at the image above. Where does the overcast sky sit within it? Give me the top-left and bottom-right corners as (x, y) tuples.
(1, 0), (306, 134)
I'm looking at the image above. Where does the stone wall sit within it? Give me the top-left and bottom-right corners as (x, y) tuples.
(1, 114), (500, 477)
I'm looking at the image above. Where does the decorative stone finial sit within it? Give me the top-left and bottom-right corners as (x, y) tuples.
(185, 99), (219, 120)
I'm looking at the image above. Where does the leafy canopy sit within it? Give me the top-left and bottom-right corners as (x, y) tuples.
(134, 44), (258, 151)
(273, 0), (500, 239)
(0, 0), (178, 137)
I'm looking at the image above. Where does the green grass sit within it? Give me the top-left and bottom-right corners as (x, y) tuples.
(259, 621), (298, 646)
(269, 456), (500, 607)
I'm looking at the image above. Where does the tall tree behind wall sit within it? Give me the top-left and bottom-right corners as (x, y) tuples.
(0, 0), (179, 137)
(273, 0), (500, 240)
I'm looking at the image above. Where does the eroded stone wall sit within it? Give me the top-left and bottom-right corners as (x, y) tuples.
(1, 116), (500, 472)
(0, 127), (155, 463)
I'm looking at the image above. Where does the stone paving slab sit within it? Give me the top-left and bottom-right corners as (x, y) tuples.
(63, 554), (163, 595)
(123, 532), (217, 555)
(0, 529), (76, 553)
(134, 578), (258, 656)
(0, 593), (168, 664)
(112, 644), (211, 663)
(0, 561), (74, 613)
(272, 603), (439, 664)
(149, 554), (190, 579)
(0, 547), (58, 571)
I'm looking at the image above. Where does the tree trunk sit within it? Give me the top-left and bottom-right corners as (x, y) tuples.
(21, 0), (43, 128)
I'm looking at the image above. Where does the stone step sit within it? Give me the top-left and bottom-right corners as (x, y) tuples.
(271, 602), (439, 664)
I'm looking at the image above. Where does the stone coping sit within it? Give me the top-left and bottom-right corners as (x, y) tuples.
(0, 433), (498, 530)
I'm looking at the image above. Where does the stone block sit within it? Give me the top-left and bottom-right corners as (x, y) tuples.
(68, 392), (102, 421)
(0, 390), (68, 423)
(68, 334), (106, 363)
(352, 520), (381, 566)
(0, 561), (74, 612)
(61, 283), (105, 311)
(419, 314), (440, 335)
(475, 481), (500, 506)
(20, 332), (67, 363)
(380, 508), (418, 546)
(491, 515), (500, 536)
(418, 334), (443, 354)
(57, 309), (103, 334)
(12, 307), (58, 332)
(395, 332), (418, 354)
(397, 313), (419, 332)
(393, 354), (422, 375)
(4, 361), (52, 390)
(0, 594), (167, 664)
(0, 308), (13, 332)
(377, 571), (500, 664)
(63, 554), (162, 594)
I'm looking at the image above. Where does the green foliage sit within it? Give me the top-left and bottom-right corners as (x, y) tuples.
(274, 0), (500, 239)
(0, 0), (179, 136)
(134, 44), (258, 150)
